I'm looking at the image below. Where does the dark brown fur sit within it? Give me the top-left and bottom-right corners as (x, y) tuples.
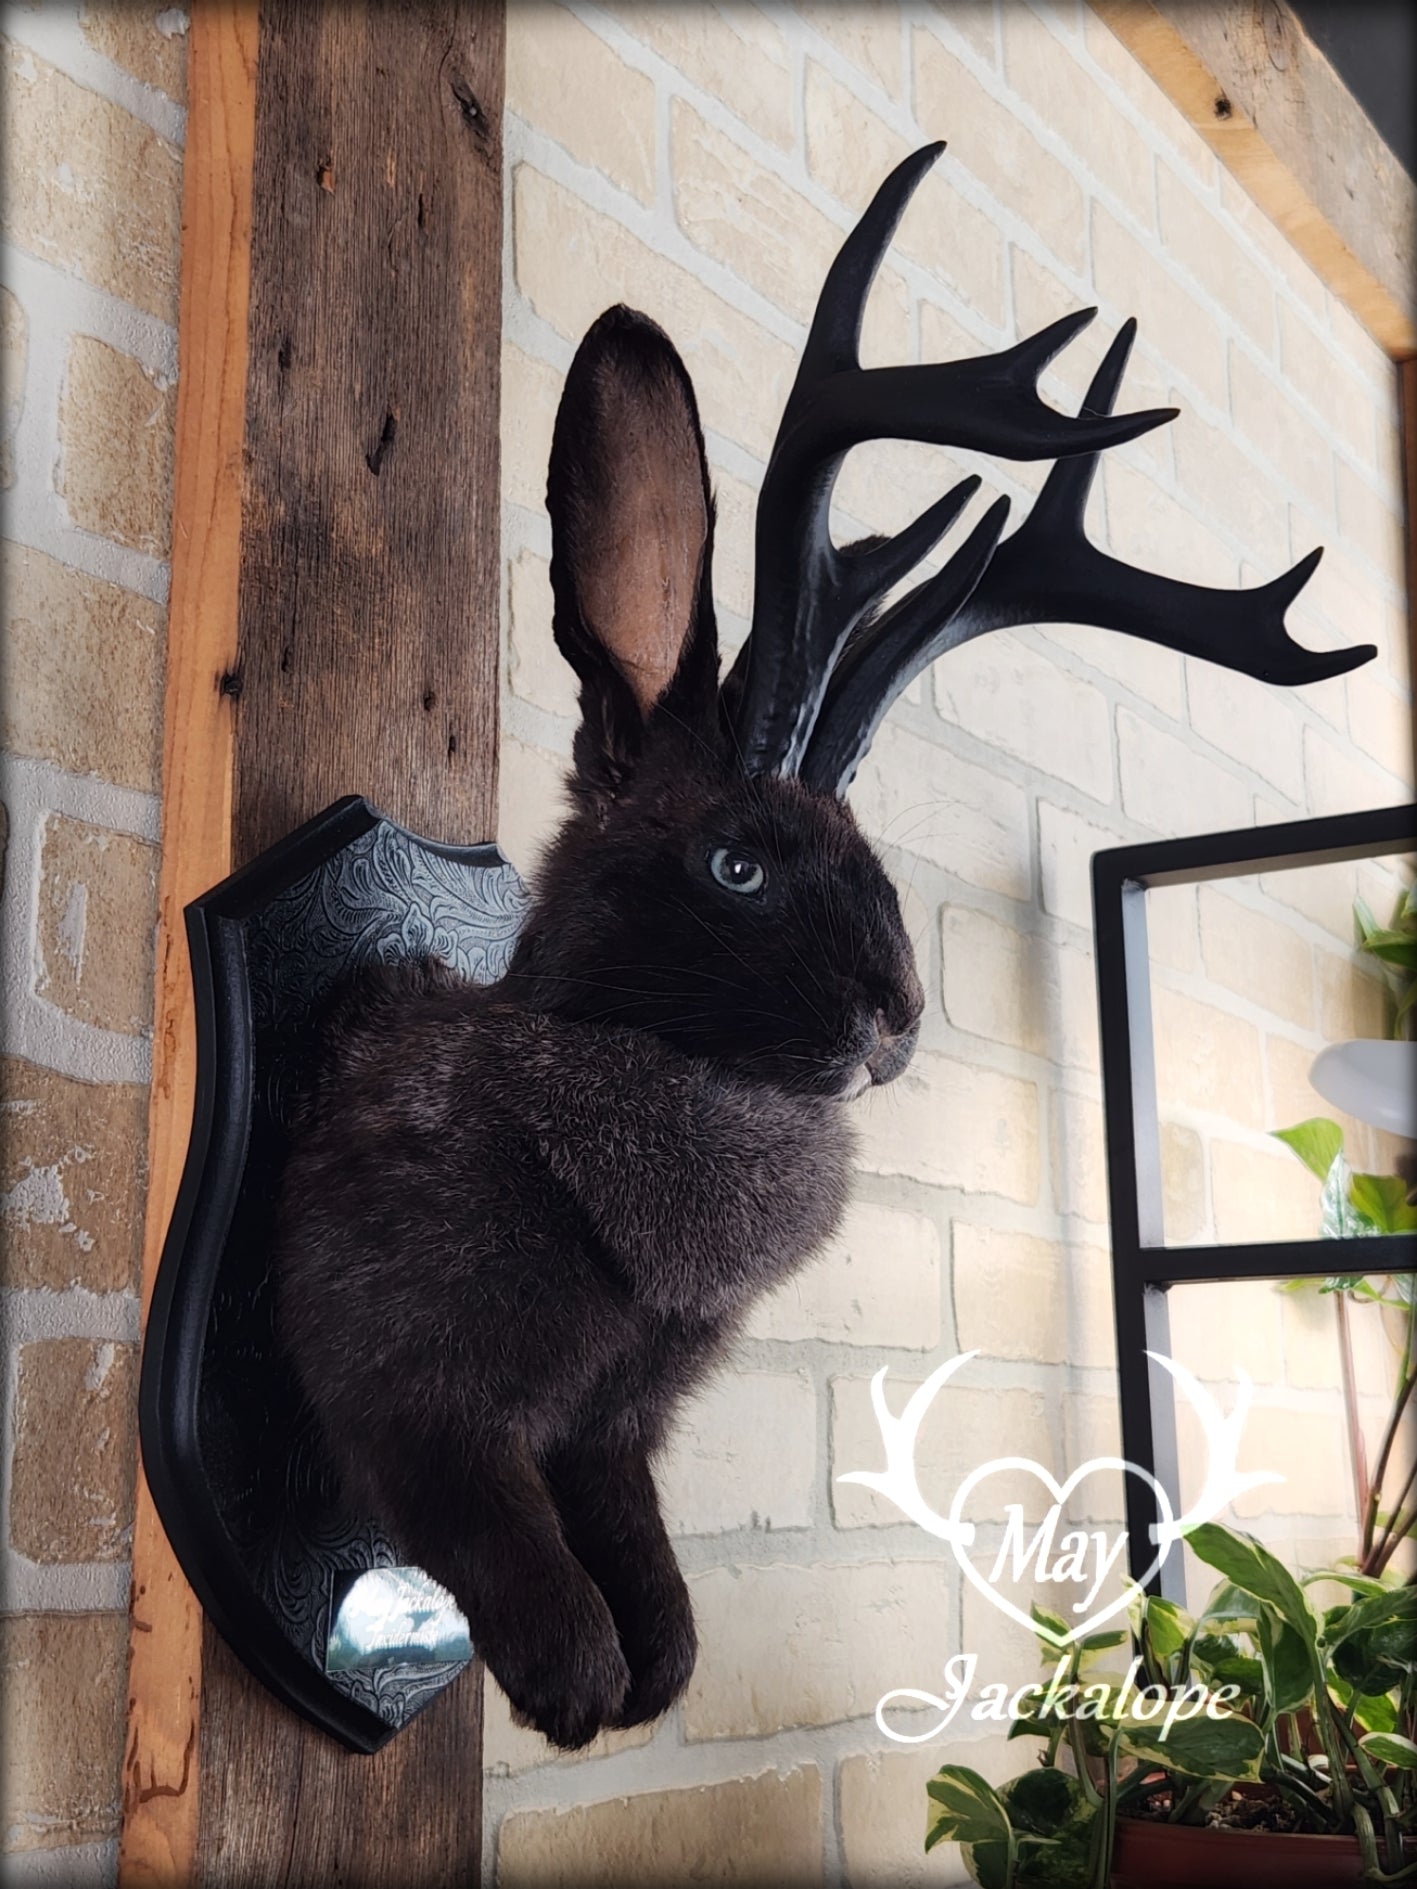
(275, 309), (923, 1748)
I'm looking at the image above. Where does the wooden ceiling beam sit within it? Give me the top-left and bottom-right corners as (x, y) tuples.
(1089, 0), (1416, 359)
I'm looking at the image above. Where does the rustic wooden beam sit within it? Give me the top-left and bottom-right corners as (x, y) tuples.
(1404, 361), (1417, 759)
(123, 2), (504, 1882)
(119, 8), (257, 1883)
(1088, 0), (1417, 359)
(196, 4), (502, 1882)
(231, 0), (502, 855)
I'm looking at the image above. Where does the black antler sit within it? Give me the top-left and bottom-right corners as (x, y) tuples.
(726, 143), (1175, 778)
(800, 320), (1375, 792)
(728, 144), (1376, 792)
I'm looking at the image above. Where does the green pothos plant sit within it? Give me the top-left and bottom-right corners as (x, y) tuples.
(923, 1523), (1417, 1885)
(1272, 1118), (1416, 1582)
(1355, 884), (1417, 1041)
(1271, 882), (1417, 1583)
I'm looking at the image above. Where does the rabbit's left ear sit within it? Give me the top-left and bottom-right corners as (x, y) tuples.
(546, 306), (719, 796)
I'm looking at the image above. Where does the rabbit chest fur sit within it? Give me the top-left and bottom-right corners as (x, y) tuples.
(280, 980), (854, 1463)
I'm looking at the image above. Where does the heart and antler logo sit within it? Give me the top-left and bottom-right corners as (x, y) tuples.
(838, 1350), (1282, 1647)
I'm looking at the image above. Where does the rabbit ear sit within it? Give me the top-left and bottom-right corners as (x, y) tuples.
(547, 306), (719, 795)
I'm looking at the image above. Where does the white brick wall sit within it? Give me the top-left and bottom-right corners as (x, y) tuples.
(2, 6), (186, 1876)
(494, 2), (1412, 1881)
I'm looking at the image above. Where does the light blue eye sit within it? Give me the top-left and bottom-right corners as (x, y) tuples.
(708, 846), (766, 895)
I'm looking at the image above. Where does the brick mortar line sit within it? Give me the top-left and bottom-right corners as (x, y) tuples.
(0, 755), (161, 842)
(927, 2), (1168, 245)
(1316, 287), (1407, 405)
(1150, 951), (1402, 1039)
(0, 754), (156, 1087)
(0, 1556), (131, 1616)
(0, 1836), (120, 1886)
(583, 0), (1392, 451)
(506, 275), (578, 383)
(0, 1299), (134, 1616)
(3, 3), (187, 149)
(481, 1708), (976, 1831)
(1, 1288), (140, 1344)
(2, 522), (172, 616)
(1224, 339), (1403, 523)
(546, 6), (1403, 577)
(2, 241), (179, 380)
(500, 498), (553, 563)
(782, 0), (911, 140)
(501, 268), (577, 376)
(1274, 302), (1400, 463)
(3, 244), (175, 609)
(509, 119), (808, 352)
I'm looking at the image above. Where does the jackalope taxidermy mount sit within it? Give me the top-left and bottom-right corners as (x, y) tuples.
(275, 145), (1372, 1748)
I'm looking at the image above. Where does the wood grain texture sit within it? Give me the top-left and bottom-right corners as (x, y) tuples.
(231, 0), (503, 858)
(1404, 361), (1416, 760)
(1089, 0), (1416, 359)
(194, 4), (504, 1882)
(199, 1630), (484, 1889)
(119, 9), (258, 1884)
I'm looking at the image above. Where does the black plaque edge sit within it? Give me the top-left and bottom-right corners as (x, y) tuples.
(137, 797), (504, 1753)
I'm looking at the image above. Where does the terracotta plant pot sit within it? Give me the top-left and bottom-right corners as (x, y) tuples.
(1110, 1815), (1367, 1887)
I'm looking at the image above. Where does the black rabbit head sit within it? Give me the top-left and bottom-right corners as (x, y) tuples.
(507, 306), (923, 1100)
(503, 133), (1365, 1102)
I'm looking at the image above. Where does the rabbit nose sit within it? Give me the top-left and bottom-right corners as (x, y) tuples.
(865, 1009), (919, 1087)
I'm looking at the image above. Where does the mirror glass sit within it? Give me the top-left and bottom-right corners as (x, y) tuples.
(1145, 850), (1416, 1248)
(325, 1566), (471, 1672)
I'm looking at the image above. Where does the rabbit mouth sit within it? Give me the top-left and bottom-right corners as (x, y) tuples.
(864, 1018), (919, 1088)
(835, 1013), (920, 1097)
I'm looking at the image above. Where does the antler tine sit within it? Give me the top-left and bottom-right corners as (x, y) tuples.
(799, 312), (1374, 796)
(801, 497), (1011, 793)
(937, 326), (1378, 688)
(731, 146), (1180, 777)
(803, 140), (945, 376)
(1024, 316), (1138, 535)
(797, 326), (1158, 793)
(847, 472), (985, 600)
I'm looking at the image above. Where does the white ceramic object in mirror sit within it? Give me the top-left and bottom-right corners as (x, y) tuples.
(1310, 1039), (1417, 1138)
